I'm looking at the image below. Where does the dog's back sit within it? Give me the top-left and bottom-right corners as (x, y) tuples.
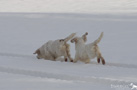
(85, 32), (103, 59)
(40, 41), (55, 60)
(85, 44), (97, 59)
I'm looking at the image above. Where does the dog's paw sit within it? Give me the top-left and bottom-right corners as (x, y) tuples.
(70, 60), (73, 62)
(102, 59), (106, 65)
(97, 58), (100, 63)
(65, 58), (68, 62)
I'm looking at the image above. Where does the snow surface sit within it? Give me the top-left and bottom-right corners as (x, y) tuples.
(0, 0), (137, 90)
(0, 0), (137, 14)
(0, 13), (137, 90)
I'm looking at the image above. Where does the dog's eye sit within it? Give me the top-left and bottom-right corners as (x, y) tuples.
(59, 39), (64, 42)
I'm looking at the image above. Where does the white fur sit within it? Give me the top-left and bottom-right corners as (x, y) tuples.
(34, 33), (76, 62)
(71, 32), (105, 65)
(130, 83), (137, 90)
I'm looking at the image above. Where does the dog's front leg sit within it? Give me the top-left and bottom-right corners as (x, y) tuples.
(85, 59), (90, 64)
(64, 56), (68, 62)
(63, 50), (68, 62)
(73, 59), (78, 63)
(65, 43), (73, 62)
(73, 56), (79, 63)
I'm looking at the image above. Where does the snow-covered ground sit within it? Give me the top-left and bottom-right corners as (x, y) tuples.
(0, 0), (137, 90)
(0, 13), (137, 90)
(0, 0), (137, 14)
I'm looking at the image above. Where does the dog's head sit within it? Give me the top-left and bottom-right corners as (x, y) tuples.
(58, 33), (76, 44)
(82, 32), (88, 42)
(58, 39), (66, 46)
(71, 32), (88, 44)
(33, 49), (43, 59)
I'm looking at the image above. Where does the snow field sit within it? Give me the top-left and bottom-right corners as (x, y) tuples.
(0, 13), (137, 90)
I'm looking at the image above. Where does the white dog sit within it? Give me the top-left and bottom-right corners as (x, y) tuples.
(33, 33), (76, 62)
(71, 32), (105, 65)
(130, 83), (137, 90)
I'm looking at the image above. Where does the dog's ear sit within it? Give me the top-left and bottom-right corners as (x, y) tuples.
(82, 32), (88, 42)
(71, 38), (77, 43)
(33, 49), (40, 54)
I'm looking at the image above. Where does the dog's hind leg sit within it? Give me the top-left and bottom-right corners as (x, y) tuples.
(96, 47), (105, 65)
(96, 47), (106, 65)
(100, 56), (105, 65)
(97, 53), (105, 65)
(97, 58), (100, 63)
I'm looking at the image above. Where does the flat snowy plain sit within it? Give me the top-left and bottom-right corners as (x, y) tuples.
(0, 0), (137, 90)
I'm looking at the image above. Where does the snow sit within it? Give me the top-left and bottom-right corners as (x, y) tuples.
(0, 0), (137, 90)
(0, 0), (137, 14)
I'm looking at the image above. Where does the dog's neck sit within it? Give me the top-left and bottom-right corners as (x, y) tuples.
(75, 41), (85, 49)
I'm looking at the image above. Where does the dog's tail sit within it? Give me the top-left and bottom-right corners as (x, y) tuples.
(93, 32), (104, 45)
(64, 33), (76, 42)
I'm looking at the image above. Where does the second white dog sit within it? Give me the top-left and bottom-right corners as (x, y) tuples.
(71, 32), (105, 65)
